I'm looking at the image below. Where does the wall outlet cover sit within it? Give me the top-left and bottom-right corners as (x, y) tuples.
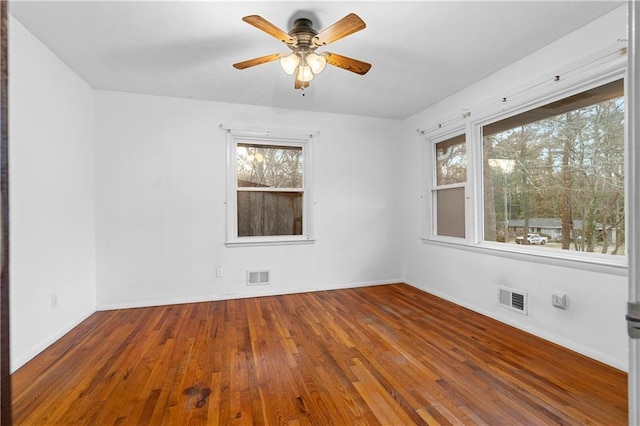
(552, 293), (567, 310)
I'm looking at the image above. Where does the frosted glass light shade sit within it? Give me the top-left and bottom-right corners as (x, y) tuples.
(280, 54), (300, 75)
(307, 53), (327, 74)
(297, 65), (314, 82)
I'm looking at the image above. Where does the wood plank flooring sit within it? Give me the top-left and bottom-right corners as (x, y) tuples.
(12, 284), (627, 425)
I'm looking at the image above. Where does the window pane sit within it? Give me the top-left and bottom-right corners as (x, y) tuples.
(436, 134), (466, 185)
(483, 79), (625, 256)
(237, 143), (303, 188)
(436, 187), (465, 238)
(237, 191), (303, 237)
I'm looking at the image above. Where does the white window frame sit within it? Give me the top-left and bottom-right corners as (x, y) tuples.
(421, 55), (628, 274)
(225, 128), (315, 247)
(425, 129), (470, 244)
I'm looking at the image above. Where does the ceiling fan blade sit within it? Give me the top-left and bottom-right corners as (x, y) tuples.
(314, 13), (366, 46)
(295, 78), (310, 90)
(242, 15), (293, 44)
(233, 53), (282, 70)
(324, 52), (371, 75)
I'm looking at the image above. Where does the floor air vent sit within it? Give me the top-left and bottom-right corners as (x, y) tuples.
(498, 287), (528, 315)
(247, 270), (270, 286)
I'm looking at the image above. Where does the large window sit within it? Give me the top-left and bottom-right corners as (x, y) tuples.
(226, 132), (312, 245)
(425, 75), (627, 265)
(483, 79), (624, 256)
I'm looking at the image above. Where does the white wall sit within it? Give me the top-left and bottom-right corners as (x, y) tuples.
(9, 17), (96, 372)
(402, 6), (629, 370)
(94, 91), (403, 308)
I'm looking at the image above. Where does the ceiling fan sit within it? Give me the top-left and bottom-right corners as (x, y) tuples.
(233, 13), (371, 90)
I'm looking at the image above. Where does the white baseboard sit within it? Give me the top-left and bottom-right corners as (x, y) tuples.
(96, 279), (403, 311)
(11, 308), (95, 373)
(315, 278), (401, 292)
(403, 279), (627, 372)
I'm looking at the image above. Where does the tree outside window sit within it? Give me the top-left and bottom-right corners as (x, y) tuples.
(483, 79), (625, 256)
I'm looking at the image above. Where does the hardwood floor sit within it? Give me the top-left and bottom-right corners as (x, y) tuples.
(12, 284), (627, 425)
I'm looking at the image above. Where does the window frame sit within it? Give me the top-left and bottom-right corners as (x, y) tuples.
(425, 129), (470, 243)
(225, 129), (314, 247)
(422, 64), (628, 273)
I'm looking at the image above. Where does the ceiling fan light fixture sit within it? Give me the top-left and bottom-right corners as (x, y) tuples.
(307, 53), (327, 74)
(297, 64), (314, 82)
(235, 13), (370, 90)
(280, 53), (300, 75)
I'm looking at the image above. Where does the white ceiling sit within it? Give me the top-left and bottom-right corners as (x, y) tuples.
(9, 1), (624, 120)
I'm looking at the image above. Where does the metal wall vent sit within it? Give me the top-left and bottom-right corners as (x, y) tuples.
(247, 270), (270, 286)
(498, 287), (528, 315)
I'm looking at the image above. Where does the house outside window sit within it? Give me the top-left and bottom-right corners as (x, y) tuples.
(226, 130), (313, 246)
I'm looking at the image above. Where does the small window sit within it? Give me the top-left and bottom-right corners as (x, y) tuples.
(432, 134), (466, 238)
(226, 132), (312, 245)
(237, 143), (303, 237)
(482, 79), (625, 256)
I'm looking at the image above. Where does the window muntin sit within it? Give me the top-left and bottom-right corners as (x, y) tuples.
(228, 135), (310, 244)
(432, 134), (467, 239)
(482, 79), (625, 256)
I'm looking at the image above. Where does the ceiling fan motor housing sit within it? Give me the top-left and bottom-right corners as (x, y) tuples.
(288, 18), (319, 50)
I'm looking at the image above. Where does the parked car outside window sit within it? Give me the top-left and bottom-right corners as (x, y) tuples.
(515, 233), (548, 245)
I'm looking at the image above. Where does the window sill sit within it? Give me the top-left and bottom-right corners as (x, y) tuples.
(226, 237), (316, 248)
(421, 237), (628, 277)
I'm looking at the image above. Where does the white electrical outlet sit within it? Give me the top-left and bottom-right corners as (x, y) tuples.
(51, 293), (58, 309)
(551, 292), (567, 310)
(216, 267), (224, 278)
